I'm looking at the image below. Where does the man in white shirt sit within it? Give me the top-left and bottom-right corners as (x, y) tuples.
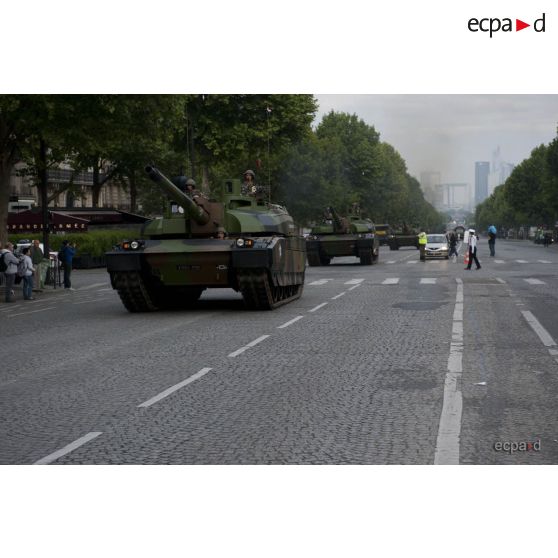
(465, 229), (481, 270)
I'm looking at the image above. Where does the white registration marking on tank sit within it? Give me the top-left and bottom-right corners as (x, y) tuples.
(34, 432), (103, 465)
(521, 311), (557, 347)
(494, 259), (505, 264)
(524, 278), (546, 285)
(382, 278), (399, 285)
(308, 279), (331, 286)
(331, 292), (346, 300)
(277, 316), (304, 329)
(434, 277), (463, 465)
(228, 335), (270, 357)
(344, 279), (364, 285)
(138, 367), (213, 408)
(308, 302), (328, 313)
(420, 278), (436, 284)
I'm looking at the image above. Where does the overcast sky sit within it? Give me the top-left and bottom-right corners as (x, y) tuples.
(315, 95), (558, 189)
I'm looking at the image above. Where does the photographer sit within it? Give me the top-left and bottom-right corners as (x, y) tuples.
(59, 239), (77, 290)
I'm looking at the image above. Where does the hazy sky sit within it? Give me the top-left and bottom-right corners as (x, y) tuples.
(315, 95), (558, 189)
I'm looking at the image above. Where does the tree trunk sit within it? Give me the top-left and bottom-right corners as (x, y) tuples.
(0, 156), (13, 247)
(92, 161), (101, 208)
(129, 171), (137, 213)
(38, 138), (50, 257)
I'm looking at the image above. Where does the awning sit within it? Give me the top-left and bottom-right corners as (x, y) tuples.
(7, 210), (89, 233)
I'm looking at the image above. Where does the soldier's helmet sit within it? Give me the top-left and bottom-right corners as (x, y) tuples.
(243, 170), (255, 179)
(186, 178), (196, 187)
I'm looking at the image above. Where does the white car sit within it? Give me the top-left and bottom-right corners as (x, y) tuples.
(425, 234), (449, 259)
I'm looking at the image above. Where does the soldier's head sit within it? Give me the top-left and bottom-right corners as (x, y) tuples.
(243, 170), (255, 183)
(186, 178), (196, 191)
(216, 227), (226, 239)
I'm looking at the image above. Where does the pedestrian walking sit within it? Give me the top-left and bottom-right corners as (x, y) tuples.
(465, 229), (481, 270)
(20, 247), (35, 300)
(448, 231), (459, 261)
(488, 224), (497, 257)
(59, 240), (77, 290)
(418, 231), (427, 261)
(1, 242), (21, 303)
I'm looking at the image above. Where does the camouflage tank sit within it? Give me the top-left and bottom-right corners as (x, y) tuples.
(305, 205), (379, 266)
(387, 223), (420, 250)
(105, 165), (306, 311)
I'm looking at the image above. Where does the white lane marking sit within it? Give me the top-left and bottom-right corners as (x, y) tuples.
(549, 349), (558, 356)
(538, 260), (551, 264)
(228, 335), (270, 357)
(516, 260), (528, 263)
(348, 284), (362, 291)
(8, 306), (56, 317)
(434, 279), (464, 465)
(524, 278), (546, 285)
(344, 278), (364, 285)
(494, 259), (505, 264)
(308, 302), (328, 313)
(98, 288), (113, 292)
(420, 278), (436, 284)
(78, 282), (108, 291)
(34, 432), (103, 465)
(0, 304), (23, 312)
(308, 279), (331, 286)
(331, 292), (346, 300)
(138, 367), (213, 408)
(277, 316), (304, 329)
(382, 278), (399, 285)
(495, 278), (506, 284)
(72, 298), (109, 305)
(407, 261), (418, 265)
(387, 261), (396, 264)
(521, 311), (557, 347)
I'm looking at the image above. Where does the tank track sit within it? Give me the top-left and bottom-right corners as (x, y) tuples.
(112, 271), (158, 312)
(238, 269), (304, 310)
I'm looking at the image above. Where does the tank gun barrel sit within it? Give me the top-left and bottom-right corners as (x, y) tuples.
(145, 165), (210, 225)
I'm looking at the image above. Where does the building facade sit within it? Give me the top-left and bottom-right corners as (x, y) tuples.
(474, 161), (490, 205)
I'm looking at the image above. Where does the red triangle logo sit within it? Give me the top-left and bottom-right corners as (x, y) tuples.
(516, 19), (530, 31)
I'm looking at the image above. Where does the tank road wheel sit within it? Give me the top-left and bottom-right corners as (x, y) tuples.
(112, 271), (158, 312)
(238, 269), (304, 310)
(359, 249), (372, 265)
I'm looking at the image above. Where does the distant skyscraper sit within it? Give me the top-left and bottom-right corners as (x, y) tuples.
(475, 162), (490, 205)
(488, 146), (515, 196)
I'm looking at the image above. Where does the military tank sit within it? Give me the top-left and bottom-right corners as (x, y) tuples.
(105, 166), (306, 311)
(305, 205), (379, 266)
(387, 223), (420, 250)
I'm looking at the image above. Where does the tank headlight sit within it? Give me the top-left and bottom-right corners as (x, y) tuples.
(130, 241), (139, 250)
(236, 238), (245, 247)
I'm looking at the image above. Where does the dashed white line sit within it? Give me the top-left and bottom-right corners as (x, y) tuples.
(138, 367), (213, 408)
(420, 278), (436, 284)
(538, 260), (551, 264)
(34, 432), (103, 465)
(494, 260), (505, 264)
(495, 278), (506, 284)
(331, 292), (346, 300)
(344, 278), (364, 285)
(521, 311), (557, 347)
(524, 278), (546, 285)
(348, 284), (362, 291)
(228, 335), (270, 357)
(407, 260), (418, 265)
(78, 283), (109, 291)
(382, 278), (399, 285)
(8, 306), (56, 317)
(308, 279), (331, 286)
(277, 316), (304, 329)
(516, 260), (528, 264)
(387, 261), (396, 264)
(308, 302), (328, 313)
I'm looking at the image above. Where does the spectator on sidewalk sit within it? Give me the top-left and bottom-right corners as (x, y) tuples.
(30, 239), (47, 290)
(59, 240), (77, 290)
(1, 242), (20, 303)
(20, 247), (35, 300)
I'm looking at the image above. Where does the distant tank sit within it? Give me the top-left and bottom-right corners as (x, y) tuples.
(305, 205), (379, 266)
(387, 223), (420, 250)
(105, 166), (306, 311)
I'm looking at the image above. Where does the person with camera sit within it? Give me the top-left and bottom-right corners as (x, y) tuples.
(59, 239), (77, 290)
